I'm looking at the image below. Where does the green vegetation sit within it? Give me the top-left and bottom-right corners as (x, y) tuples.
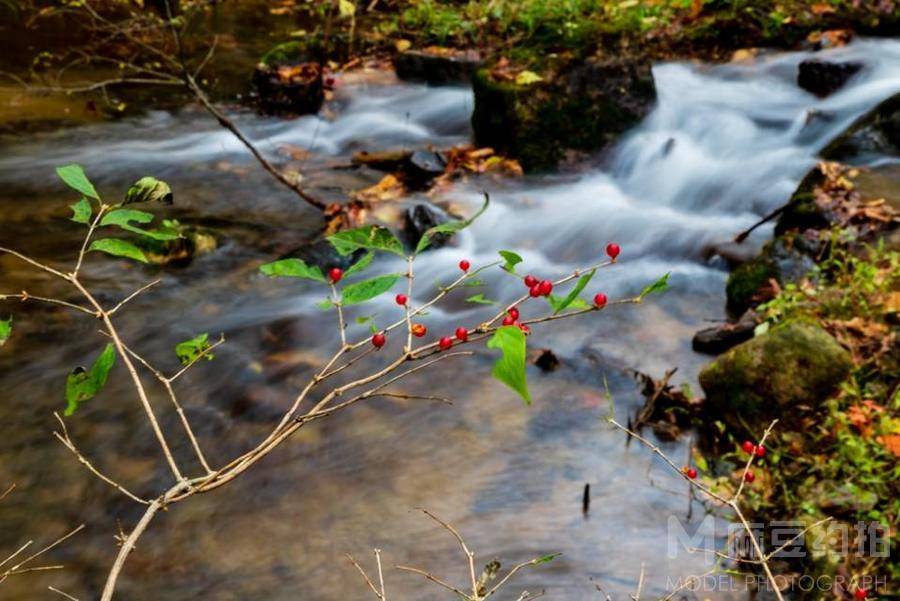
(377, 0), (899, 62)
(709, 232), (900, 589)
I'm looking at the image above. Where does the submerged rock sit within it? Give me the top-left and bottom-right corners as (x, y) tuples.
(797, 59), (862, 97)
(253, 42), (324, 116)
(823, 91), (900, 160)
(403, 203), (451, 250)
(692, 310), (760, 355)
(471, 57), (655, 172)
(699, 320), (852, 436)
(394, 48), (482, 85)
(140, 227), (218, 267)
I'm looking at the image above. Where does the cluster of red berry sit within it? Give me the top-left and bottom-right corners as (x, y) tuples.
(355, 243), (620, 352)
(683, 439), (767, 483)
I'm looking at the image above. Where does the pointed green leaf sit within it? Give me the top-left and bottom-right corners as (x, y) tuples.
(546, 294), (591, 313)
(533, 553), (561, 565)
(415, 193), (490, 254)
(638, 272), (671, 300)
(174, 333), (214, 365)
(486, 325), (530, 404)
(124, 176), (173, 205)
(553, 269), (595, 314)
(89, 238), (148, 263)
(328, 226), (404, 257)
(64, 344), (116, 416)
(70, 198), (92, 225)
(0, 316), (11, 347)
(344, 251), (374, 277)
(56, 164), (99, 200)
(498, 250), (522, 273)
(466, 293), (495, 305)
(341, 273), (401, 306)
(100, 209), (179, 241)
(316, 298), (334, 310)
(259, 258), (326, 282)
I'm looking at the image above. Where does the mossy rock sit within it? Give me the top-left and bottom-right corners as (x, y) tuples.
(699, 320), (852, 436)
(726, 255), (778, 316)
(725, 234), (818, 316)
(775, 166), (835, 236)
(471, 57), (655, 172)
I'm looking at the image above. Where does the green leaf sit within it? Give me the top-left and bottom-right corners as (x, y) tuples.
(338, 0), (355, 17)
(546, 294), (591, 313)
(89, 238), (148, 263)
(341, 273), (401, 306)
(554, 269), (595, 314)
(415, 193), (490, 254)
(174, 333), (214, 365)
(259, 258), (326, 282)
(124, 176), (173, 205)
(638, 272), (671, 300)
(316, 298), (334, 310)
(486, 325), (530, 404)
(328, 226), (404, 257)
(70, 198), (92, 225)
(498, 250), (522, 273)
(100, 209), (179, 241)
(344, 251), (374, 277)
(533, 553), (561, 565)
(56, 164), (99, 200)
(465, 293), (494, 305)
(0, 316), (11, 347)
(515, 70), (543, 85)
(64, 344), (116, 416)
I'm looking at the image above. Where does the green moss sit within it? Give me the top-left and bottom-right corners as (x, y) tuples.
(725, 256), (777, 316)
(699, 320), (852, 436)
(260, 41), (306, 66)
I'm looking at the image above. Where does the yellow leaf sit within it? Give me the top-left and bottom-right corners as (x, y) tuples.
(395, 39), (412, 52)
(515, 70), (542, 86)
(338, 0), (355, 18)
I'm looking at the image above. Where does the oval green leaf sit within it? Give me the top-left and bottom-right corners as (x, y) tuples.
(341, 273), (401, 306)
(56, 164), (99, 200)
(259, 258), (326, 282)
(65, 343), (116, 416)
(89, 238), (149, 263)
(486, 325), (530, 404)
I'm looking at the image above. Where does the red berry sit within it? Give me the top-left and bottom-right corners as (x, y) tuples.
(606, 243), (621, 260)
(328, 267), (343, 283)
(593, 293), (608, 307)
(502, 315), (516, 326)
(755, 444), (766, 458)
(411, 323), (426, 337)
(324, 76), (336, 87)
(538, 280), (553, 296)
(529, 285), (542, 298)
(685, 467), (698, 479)
(741, 440), (755, 454)
(395, 293), (408, 306)
(507, 307), (520, 320)
(438, 336), (452, 350)
(455, 327), (468, 342)
(855, 589), (868, 600)
(458, 259), (470, 272)
(523, 275), (538, 288)
(744, 471), (755, 483)
(518, 323), (531, 334)
(371, 333), (386, 348)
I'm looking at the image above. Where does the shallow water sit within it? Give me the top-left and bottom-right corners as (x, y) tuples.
(1, 37), (899, 600)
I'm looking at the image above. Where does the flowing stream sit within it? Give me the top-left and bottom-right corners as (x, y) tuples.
(1, 38), (899, 601)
